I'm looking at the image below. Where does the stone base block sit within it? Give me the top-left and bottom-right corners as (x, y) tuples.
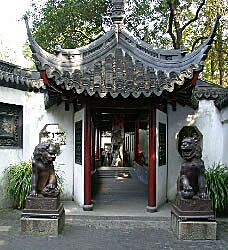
(83, 204), (93, 211)
(146, 206), (157, 213)
(173, 194), (214, 218)
(171, 213), (217, 240)
(21, 212), (65, 236)
(25, 195), (60, 210)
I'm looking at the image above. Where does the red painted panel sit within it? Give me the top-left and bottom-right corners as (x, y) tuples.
(91, 122), (95, 171)
(192, 72), (200, 85)
(148, 105), (156, 207)
(40, 71), (48, 84)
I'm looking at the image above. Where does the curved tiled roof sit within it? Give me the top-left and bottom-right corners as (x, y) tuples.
(194, 79), (225, 99)
(215, 93), (228, 110)
(25, 9), (220, 98)
(0, 60), (44, 91)
(192, 79), (228, 110)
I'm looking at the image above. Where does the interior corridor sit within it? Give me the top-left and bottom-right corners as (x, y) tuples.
(92, 167), (148, 214)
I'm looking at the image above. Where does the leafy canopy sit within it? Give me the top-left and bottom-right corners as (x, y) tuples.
(29, 0), (111, 53)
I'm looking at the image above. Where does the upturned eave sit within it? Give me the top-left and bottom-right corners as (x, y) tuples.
(24, 15), (220, 99)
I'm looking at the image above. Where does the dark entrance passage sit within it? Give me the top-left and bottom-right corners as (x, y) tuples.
(92, 167), (148, 214)
(87, 97), (157, 212)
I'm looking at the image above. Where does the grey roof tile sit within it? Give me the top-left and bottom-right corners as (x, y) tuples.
(0, 60), (44, 91)
(24, 14), (220, 98)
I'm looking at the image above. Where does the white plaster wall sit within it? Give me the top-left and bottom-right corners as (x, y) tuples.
(221, 106), (228, 165)
(73, 108), (85, 206)
(101, 137), (111, 148)
(196, 100), (223, 166)
(167, 100), (223, 201)
(0, 87), (74, 208)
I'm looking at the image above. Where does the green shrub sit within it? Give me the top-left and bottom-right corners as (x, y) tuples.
(4, 161), (32, 209)
(205, 163), (228, 215)
(55, 166), (64, 196)
(4, 161), (64, 209)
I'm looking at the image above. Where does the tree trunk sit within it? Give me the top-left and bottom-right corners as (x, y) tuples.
(217, 26), (224, 86)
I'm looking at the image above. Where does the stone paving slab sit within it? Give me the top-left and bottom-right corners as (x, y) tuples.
(0, 209), (227, 250)
(0, 226), (11, 232)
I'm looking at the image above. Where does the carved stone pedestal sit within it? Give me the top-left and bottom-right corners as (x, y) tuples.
(21, 195), (65, 236)
(171, 195), (216, 240)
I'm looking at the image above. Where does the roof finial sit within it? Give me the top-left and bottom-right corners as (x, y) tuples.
(111, 0), (126, 25)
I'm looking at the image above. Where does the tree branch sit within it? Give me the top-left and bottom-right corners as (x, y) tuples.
(181, 0), (206, 32)
(191, 36), (207, 52)
(70, 10), (93, 43)
(167, 4), (177, 49)
(74, 29), (94, 42)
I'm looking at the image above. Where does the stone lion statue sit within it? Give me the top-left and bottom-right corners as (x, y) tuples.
(31, 142), (59, 197)
(177, 136), (207, 199)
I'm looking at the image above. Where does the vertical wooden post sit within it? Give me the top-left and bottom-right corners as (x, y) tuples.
(96, 128), (100, 160)
(134, 120), (139, 162)
(91, 122), (95, 171)
(147, 105), (157, 212)
(99, 130), (102, 160)
(84, 104), (93, 211)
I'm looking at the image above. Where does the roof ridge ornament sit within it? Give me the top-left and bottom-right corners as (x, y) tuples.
(111, 0), (126, 46)
(111, 0), (126, 25)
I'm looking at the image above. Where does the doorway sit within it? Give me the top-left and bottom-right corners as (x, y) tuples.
(73, 100), (168, 212)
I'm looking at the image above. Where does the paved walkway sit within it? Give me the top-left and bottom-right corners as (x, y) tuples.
(66, 170), (171, 218)
(0, 172), (228, 249)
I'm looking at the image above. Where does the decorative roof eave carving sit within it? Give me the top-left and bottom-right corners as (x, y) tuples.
(0, 60), (44, 91)
(194, 80), (225, 100)
(194, 88), (225, 100)
(215, 93), (228, 110)
(25, 16), (220, 98)
(40, 49), (201, 99)
(192, 79), (228, 110)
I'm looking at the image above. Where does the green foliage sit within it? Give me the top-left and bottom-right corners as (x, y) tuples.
(126, 0), (205, 49)
(55, 165), (65, 196)
(4, 160), (64, 209)
(4, 161), (32, 209)
(127, 0), (228, 87)
(29, 0), (111, 53)
(205, 163), (228, 215)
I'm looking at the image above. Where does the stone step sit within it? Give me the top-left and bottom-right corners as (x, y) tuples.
(97, 167), (131, 178)
(97, 173), (130, 178)
(65, 214), (170, 222)
(65, 215), (171, 231)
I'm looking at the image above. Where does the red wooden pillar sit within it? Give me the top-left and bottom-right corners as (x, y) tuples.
(84, 104), (93, 211)
(91, 122), (95, 171)
(147, 105), (157, 212)
(96, 128), (100, 160)
(134, 120), (139, 162)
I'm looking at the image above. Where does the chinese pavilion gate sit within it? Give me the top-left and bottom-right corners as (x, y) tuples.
(25, 0), (219, 211)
